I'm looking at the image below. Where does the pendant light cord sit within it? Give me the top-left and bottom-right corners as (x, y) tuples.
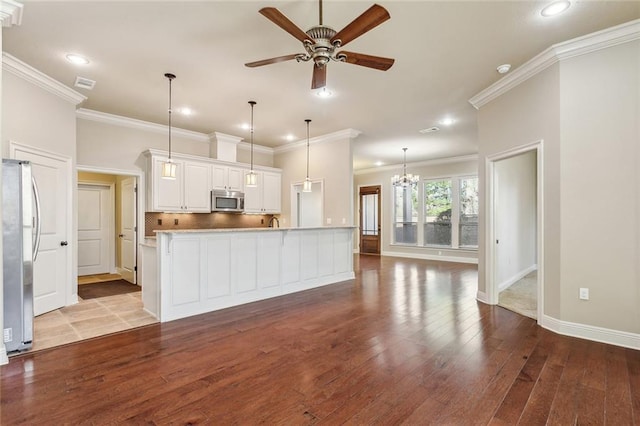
(305, 119), (311, 179)
(403, 147), (407, 179)
(164, 73), (176, 161)
(249, 101), (256, 172)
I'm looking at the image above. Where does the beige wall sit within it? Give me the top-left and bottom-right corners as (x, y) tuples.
(478, 40), (640, 334)
(274, 136), (353, 227)
(558, 40), (639, 332)
(2, 68), (79, 302)
(477, 63), (562, 318)
(354, 158), (478, 261)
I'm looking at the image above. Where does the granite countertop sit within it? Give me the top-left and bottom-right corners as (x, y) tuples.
(154, 226), (356, 234)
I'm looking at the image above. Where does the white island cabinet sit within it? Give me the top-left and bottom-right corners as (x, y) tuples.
(146, 227), (355, 322)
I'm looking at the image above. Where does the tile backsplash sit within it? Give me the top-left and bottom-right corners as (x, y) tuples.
(145, 212), (274, 236)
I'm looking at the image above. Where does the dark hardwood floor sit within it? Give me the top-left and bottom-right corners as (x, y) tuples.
(1, 255), (639, 424)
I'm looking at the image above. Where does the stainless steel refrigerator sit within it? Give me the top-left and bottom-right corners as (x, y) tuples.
(2, 159), (41, 353)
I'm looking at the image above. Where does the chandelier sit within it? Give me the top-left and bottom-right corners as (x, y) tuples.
(392, 147), (419, 187)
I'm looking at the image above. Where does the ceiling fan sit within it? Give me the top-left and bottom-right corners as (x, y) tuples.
(245, 0), (394, 89)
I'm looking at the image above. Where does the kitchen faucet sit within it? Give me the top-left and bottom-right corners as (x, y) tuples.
(268, 216), (280, 228)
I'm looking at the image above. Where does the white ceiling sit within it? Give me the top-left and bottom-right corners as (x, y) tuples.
(3, 1), (639, 170)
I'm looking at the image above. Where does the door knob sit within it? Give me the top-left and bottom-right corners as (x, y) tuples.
(60, 241), (68, 246)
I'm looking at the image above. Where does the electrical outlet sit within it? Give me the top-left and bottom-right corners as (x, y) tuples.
(4, 328), (12, 343)
(326, 218), (332, 225)
(174, 219), (179, 225)
(342, 218), (346, 225)
(579, 288), (589, 300)
(157, 219), (162, 225)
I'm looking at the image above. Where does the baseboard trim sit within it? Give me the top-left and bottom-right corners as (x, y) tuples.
(0, 345), (8, 365)
(381, 250), (478, 264)
(498, 264), (537, 292)
(476, 291), (489, 304)
(540, 314), (640, 350)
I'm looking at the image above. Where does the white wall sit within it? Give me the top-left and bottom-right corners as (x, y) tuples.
(354, 157), (478, 262)
(494, 151), (537, 289)
(558, 40), (639, 332)
(478, 39), (639, 335)
(478, 63), (561, 317)
(274, 133), (354, 228)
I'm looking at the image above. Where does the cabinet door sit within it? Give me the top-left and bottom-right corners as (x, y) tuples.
(227, 167), (244, 192)
(262, 172), (282, 213)
(184, 161), (211, 212)
(212, 165), (228, 190)
(153, 157), (183, 211)
(243, 170), (262, 213)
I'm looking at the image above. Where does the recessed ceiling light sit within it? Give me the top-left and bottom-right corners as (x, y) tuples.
(65, 53), (89, 65)
(316, 87), (333, 98)
(285, 134), (295, 141)
(179, 107), (193, 116)
(439, 118), (455, 126)
(374, 161), (384, 166)
(419, 127), (440, 134)
(240, 123), (250, 130)
(541, 0), (571, 17)
(497, 64), (511, 74)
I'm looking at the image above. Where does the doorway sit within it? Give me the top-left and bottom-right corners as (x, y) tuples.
(291, 179), (324, 227)
(359, 185), (381, 255)
(487, 142), (543, 321)
(77, 171), (138, 287)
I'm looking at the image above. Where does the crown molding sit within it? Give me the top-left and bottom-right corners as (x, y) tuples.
(211, 131), (242, 145)
(237, 141), (274, 155)
(469, 19), (640, 109)
(1, 0), (23, 27)
(3, 52), (86, 105)
(354, 154), (478, 175)
(273, 128), (361, 154)
(77, 108), (210, 143)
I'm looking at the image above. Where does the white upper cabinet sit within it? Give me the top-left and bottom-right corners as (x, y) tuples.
(145, 149), (280, 214)
(148, 155), (211, 212)
(244, 170), (281, 214)
(212, 165), (244, 192)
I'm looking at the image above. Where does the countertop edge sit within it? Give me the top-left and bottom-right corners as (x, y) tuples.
(154, 226), (357, 234)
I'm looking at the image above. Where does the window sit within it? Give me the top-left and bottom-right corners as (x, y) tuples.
(393, 184), (418, 244)
(423, 176), (478, 249)
(459, 177), (479, 248)
(424, 179), (452, 247)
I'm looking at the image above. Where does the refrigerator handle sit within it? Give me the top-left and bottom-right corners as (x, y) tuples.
(32, 176), (42, 262)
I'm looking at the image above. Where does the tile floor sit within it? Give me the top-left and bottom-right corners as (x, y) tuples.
(31, 276), (158, 352)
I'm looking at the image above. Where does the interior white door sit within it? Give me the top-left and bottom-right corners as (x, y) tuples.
(77, 184), (112, 276)
(12, 144), (71, 316)
(119, 177), (137, 284)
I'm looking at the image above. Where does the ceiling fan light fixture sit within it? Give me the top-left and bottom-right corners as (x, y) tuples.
(497, 64), (511, 74)
(316, 87), (333, 98)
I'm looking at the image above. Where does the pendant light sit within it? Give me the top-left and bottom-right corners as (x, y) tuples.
(303, 119), (313, 193)
(245, 101), (258, 187)
(392, 147), (419, 187)
(161, 73), (177, 179)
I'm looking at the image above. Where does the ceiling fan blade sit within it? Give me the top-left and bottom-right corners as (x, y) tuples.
(330, 4), (390, 48)
(339, 51), (395, 71)
(259, 7), (312, 43)
(245, 54), (301, 68)
(311, 65), (327, 89)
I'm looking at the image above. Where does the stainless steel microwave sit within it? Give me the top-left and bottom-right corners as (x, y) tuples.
(212, 190), (244, 212)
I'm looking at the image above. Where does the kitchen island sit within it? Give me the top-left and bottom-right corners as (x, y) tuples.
(141, 227), (355, 322)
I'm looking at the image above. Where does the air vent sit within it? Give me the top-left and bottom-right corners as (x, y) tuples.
(74, 76), (96, 90)
(419, 126), (440, 134)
